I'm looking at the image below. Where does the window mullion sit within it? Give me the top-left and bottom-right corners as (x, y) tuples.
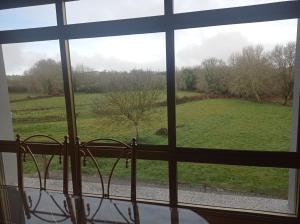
(165, 0), (178, 206)
(55, 0), (80, 195)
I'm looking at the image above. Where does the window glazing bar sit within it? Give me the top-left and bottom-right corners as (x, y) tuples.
(55, 0), (79, 195)
(0, 1), (299, 44)
(165, 0), (177, 206)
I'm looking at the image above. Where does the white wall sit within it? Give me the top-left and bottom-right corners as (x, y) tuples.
(0, 45), (17, 186)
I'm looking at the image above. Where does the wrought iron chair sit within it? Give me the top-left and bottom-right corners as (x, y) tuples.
(16, 134), (69, 194)
(77, 137), (137, 202)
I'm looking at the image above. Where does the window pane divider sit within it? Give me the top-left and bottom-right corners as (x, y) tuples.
(55, 0), (79, 195)
(165, 0), (177, 206)
(0, 1), (299, 44)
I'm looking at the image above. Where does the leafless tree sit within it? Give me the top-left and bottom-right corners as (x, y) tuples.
(229, 45), (272, 101)
(201, 58), (230, 95)
(93, 73), (163, 142)
(23, 59), (63, 96)
(268, 42), (296, 105)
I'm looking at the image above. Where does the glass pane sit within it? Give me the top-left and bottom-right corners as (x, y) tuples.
(69, 33), (167, 145)
(137, 160), (168, 201)
(174, 0), (296, 13)
(178, 163), (295, 214)
(175, 19), (297, 151)
(0, 4), (56, 31)
(2, 41), (67, 188)
(2, 40), (67, 139)
(66, 0), (163, 24)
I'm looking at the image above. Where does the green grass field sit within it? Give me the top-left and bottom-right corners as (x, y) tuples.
(9, 91), (292, 198)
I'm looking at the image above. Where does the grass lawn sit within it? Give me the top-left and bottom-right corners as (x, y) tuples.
(9, 92), (292, 198)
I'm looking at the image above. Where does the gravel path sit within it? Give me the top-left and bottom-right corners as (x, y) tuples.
(24, 177), (292, 214)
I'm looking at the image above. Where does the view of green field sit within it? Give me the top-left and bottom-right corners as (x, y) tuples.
(4, 33), (296, 203)
(9, 91), (291, 198)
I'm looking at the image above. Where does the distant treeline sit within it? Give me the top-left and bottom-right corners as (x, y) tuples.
(176, 42), (295, 105)
(7, 60), (165, 96)
(7, 42), (295, 105)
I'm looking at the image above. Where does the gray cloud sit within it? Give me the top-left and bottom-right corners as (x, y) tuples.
(0, 30), (280, 75)
(174, 0), (286, 13)
(176, 32), (250, 67)
(0, 4), (56, 30)
(70, 52), (165, 72)
(2, 45), (47, 75)
(2, 43), (165, 75)
(66, 0), (163, 24)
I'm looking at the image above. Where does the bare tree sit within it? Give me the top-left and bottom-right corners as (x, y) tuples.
(269, 42), (296, 105)
(23, 59), (63, 96)
(201, 58), (229, 95)
(229, 45), (272, 101)
(93, 73), (163, 142)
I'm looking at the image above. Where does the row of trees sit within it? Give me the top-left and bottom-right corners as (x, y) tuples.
(176, 42), (296, 105)
(6, 42), (296, 141)
(8, 59), (64, 96)
(7, 42), (296, 105)
(7, 61), (165, 96)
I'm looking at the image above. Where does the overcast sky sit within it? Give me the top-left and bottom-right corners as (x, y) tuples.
(0, 0), (298, 75)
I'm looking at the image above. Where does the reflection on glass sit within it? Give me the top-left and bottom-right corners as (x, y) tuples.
(175, 19), (297, 151)
(0, 186), (208, 224)
(66, 0), (163, 24)
(174, 0), (295, 13)
(178, 163), (294, 214)
(0, 4), (56, 31)
(69, 33), (167, 145)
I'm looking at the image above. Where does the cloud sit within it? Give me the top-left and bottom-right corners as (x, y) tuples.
(2, 44), (44, 75)
(68, 33), (166, 72)
(2, 37), (166, 75)
(0, 4), (56, 30)
(176, 32), (250, 67)
(66, 0), (163, 24)
(70, 52), (165, 72)
(174, 0), (287, 13)
(2, 41), (60, 75)
(174, 19), (297, 67)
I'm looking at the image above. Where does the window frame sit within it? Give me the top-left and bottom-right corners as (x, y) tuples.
(0, 0), (299, 222)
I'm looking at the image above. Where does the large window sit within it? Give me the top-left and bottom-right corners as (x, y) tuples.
(0, 0), (299, 221)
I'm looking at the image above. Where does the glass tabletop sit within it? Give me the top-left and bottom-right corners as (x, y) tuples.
(0, 186), (208, 224)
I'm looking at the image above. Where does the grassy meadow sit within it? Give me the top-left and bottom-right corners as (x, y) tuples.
(9, 91), (292, 198)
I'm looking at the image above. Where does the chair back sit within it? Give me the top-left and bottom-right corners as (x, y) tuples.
(16, 135), (68, 193)
(77, 138), (137, 201)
